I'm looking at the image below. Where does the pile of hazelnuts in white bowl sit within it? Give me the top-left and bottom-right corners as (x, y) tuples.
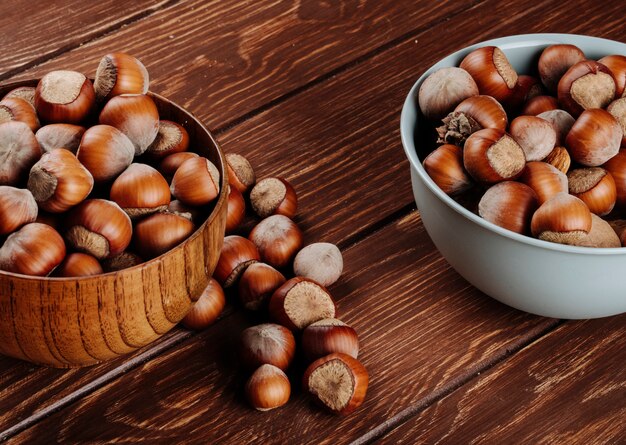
(0, 52), (222, 276)
(419, 44), (626, 248)
(181, 160), (369, 415)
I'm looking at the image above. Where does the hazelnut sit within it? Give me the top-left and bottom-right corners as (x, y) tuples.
(269, 277), (336, 331)
(35, 70), (95, 124)
(240, 323), (295, 371)
(248, 215), (303, 269)
(250, 177), (297, 219)
(181, 279), (225, 330)
(301, 318), (359, 361)
(0, 121), (41, 186)
(246, 364), (290, 412)
(302, 353), (369, 415)
(28, 148), (94, 213)
(293, 242), (343, 287)
(65, 199), (133, 259)
(0, 223), (66, 276)
(225, 153), (255, 194)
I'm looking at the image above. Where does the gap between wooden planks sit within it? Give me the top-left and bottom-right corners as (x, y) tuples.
(8, 0), (482, 130)
(0, 0), (487, 436)
(0, 0), (177, 82)
(375, 315), (626, 445)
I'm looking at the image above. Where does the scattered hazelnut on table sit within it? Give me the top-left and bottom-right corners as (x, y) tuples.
(293, 242), (343, 287)
(302, 353), (369, 415)
(246, 364), (291, 412)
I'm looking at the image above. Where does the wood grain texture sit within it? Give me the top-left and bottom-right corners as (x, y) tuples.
(7, 212), (556, 444)
(0, 0), (172, 79)
(0, 81), (228, 367)
(0, 328), (192, 440)
(7, 0), (477, 129)
(378, 316), (626, 445)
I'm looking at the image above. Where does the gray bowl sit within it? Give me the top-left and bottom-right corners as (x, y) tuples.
(400, 34), (626, 319)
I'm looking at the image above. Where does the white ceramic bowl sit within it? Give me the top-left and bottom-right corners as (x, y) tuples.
(401, 34), (626, 319)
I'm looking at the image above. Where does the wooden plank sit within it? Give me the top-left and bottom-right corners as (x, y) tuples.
(7, 211), (557, 444)
(377, 316), (626, 445)
(0, 329), (191, 436)
(0, 0), (172, 79)
(7, 0), (478, 129)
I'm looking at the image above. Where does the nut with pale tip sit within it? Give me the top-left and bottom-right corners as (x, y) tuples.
(293, 242), (343, 287)
(302, 353), (368, 415)
(269, 277), (336, 331)
(463, 128), (526, 184)
(302, 318), (359, 362)
(146, 120), (189, 159)
(0, 186), (38, 235)
(459, 46), (518, 103)
(250, 177), (297, 219)
(28, 148), (94, 213)
(35, 70), (95, 124)
(248, 215), (303, 269)
(530, 193), (592, 246)
(35, 123), (85, 154)
(76, 124), (135, 183)
(225, 153), (256, 194)
(238, 263), (286, 311)
(0, 96), (40, 132)
(65, 199), (133, 259)
(240, 323), (295, 371)
(214, 235), (260, 288)
(99, 94), (159, 155)
(170, 157), (220, 206)
(94, 52), (149, 102)
(0, 121), (41, 186)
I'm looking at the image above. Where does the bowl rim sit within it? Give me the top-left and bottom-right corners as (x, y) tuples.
(401, 32), (626, 256)
(0, 79), (229, 281)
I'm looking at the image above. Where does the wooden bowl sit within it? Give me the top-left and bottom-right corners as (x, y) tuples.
(0, 80), (228, 367)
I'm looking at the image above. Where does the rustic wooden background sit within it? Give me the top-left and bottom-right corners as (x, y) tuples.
(1, 1), (625, 443)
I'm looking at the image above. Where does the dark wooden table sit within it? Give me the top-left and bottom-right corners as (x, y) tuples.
(1, 1), (625, 443)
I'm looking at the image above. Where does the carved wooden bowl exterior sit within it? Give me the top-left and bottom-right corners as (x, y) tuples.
(0, 80), (228, 368)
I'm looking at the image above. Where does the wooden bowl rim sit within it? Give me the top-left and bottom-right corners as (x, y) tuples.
(0, 78), (228, 282)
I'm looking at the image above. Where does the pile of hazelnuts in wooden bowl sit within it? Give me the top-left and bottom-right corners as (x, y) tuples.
(0, 53), (228, 367)
(419, 44), (626, 247)
(180, 161), (369, 415)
